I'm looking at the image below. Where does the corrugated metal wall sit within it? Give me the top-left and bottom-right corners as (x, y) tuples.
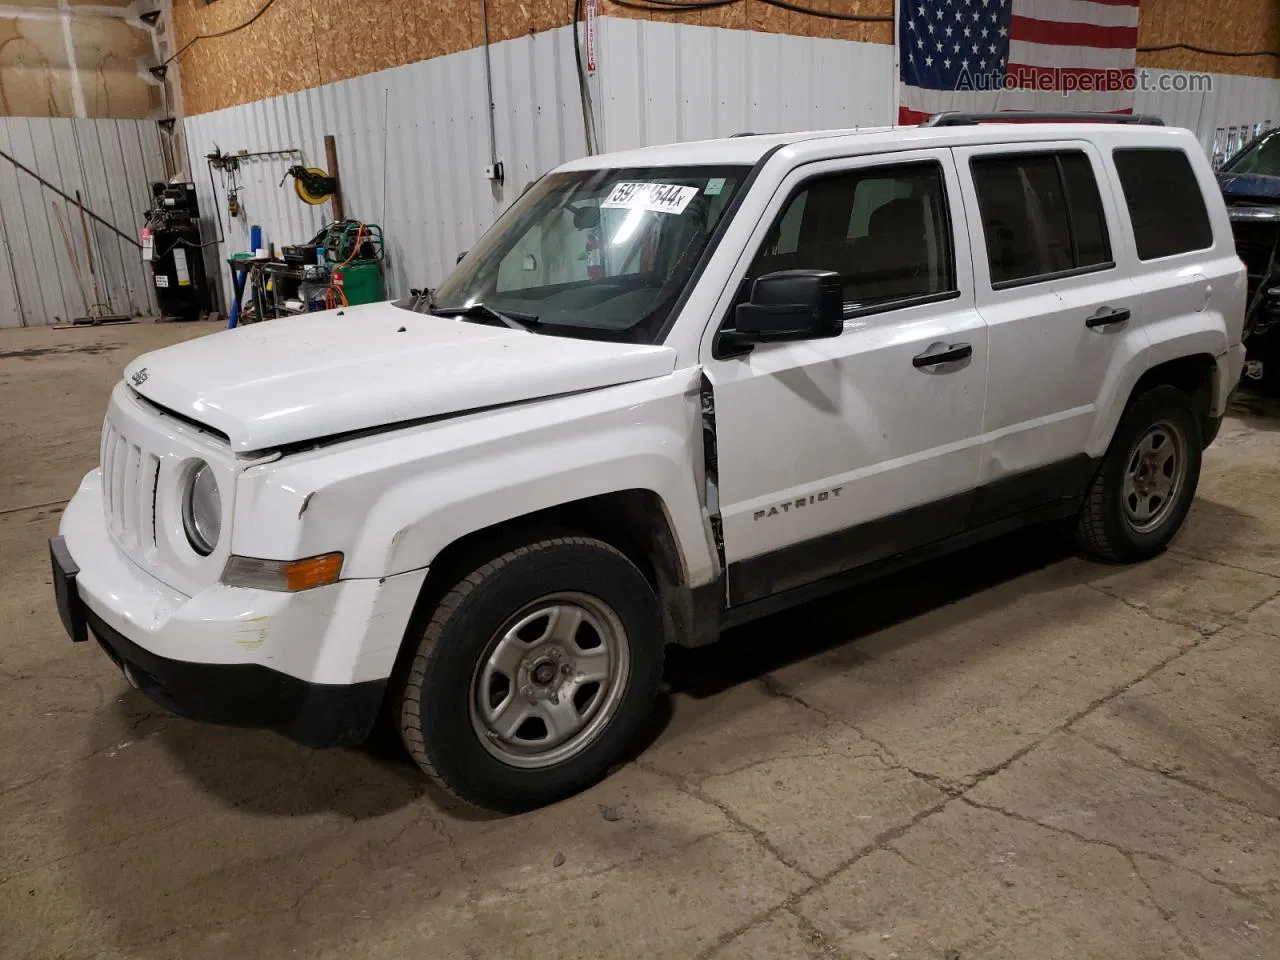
(595, 18), (897, 150)
(0, 118), (165, 328)
(179, 18), (1280, 315)
(183, 25), (588, 309)
(1136, 69), (1280, 153)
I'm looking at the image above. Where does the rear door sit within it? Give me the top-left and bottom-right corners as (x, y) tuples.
(953, 140), (1146, 524)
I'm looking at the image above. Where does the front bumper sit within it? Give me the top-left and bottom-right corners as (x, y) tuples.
(53, 470), (427, 747)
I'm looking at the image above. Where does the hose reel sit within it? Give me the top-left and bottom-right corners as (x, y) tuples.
(280, 165), (337, 205)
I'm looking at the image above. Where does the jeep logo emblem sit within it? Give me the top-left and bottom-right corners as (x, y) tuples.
(130, 368), (149, 387)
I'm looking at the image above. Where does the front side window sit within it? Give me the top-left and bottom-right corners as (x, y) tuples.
(970, 150), (1113, 287)
(747, 161), (956, 311)
(1113, 148), (1214, 261)
(427, 165), (748, 342)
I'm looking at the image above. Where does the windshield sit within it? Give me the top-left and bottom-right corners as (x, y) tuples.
(1223, 130), (1280, 177)
(423, 165), (749, 343)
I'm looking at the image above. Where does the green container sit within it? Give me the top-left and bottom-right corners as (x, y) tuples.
(336, 258), (384, 306)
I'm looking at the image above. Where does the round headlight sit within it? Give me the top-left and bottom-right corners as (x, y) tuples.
(182, 461), (221, 556)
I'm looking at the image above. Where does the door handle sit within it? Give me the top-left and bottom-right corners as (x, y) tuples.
(912, 343), (973, 369)
(1085, 306), (1131, 329)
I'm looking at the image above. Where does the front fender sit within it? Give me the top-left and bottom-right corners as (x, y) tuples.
(232, 373), (717, 589)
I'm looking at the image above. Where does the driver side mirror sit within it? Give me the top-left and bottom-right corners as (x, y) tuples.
(718, 270), (844, 354)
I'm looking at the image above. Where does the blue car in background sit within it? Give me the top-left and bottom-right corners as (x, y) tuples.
(1218, 128), (1280, 392)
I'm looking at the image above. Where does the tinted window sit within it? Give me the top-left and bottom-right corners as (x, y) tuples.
(1113, 148), (1213, 260)
(971, 151), (1113, 286)
(1059, 153), (1111, 268)
(748, 162), (955, 309)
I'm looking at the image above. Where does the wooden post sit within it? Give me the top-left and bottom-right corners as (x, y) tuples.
(76, 190), (104, 317)
(324, 134), (344, 222)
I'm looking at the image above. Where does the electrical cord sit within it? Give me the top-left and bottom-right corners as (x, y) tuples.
(1137, 43), (1279, 61)
(609, 0), (739, 9)
(572, 0), (600, 154)
(759, 0), (890, 21)
(604, 0), (893, 19)
(160, 0), (281, 67)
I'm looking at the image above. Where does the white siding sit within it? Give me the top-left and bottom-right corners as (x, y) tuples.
(1136, 69), (1280, 155)
(0, 117), (163, 327)
(596, 18), (897, 150)
(183, 25), (588, 310)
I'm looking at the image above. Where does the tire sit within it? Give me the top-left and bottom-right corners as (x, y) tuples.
(1076, 384), (1203, 563)
(398, 536), (664, 812)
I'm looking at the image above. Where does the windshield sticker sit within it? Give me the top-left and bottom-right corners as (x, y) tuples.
(601, 182), (699, 215)
(704, 177), (726, 196)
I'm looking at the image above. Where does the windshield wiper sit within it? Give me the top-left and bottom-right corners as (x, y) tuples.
(433, 302), (540, 331)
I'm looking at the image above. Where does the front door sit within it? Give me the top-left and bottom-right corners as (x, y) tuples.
(702, 149), (989, 606)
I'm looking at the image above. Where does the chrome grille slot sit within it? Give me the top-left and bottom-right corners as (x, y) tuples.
(143, 454), (160, 546)
(121, 443), (142, 547)
(110, 434), (128, 536)
(101, 423), (118, 530)
(100, 419), (156, 549)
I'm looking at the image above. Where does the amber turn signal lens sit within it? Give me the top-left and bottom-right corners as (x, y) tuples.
(221, 552), (344, 592)
(284, 553), (344, 591)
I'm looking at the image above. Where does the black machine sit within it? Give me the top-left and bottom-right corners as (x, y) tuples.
(142, 182), (212, 321)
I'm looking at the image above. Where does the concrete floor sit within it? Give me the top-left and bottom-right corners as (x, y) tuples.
(2, 320), (1279, 960)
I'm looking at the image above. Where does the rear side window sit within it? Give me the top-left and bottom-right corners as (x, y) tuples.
(970, 151), (1113, 287)
(1113, 148), (1213, 260)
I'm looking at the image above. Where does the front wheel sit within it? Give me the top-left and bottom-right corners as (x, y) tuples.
(398, 537), (664, 812)
(1076, 385), (1202, 563)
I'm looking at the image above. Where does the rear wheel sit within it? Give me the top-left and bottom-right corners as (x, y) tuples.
(1076, 385), (1202, 563)
(398, 537), (664, 812)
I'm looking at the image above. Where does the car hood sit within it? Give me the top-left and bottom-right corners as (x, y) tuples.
(124, 302), (678, 453)
(1218, 171), (1280, 205)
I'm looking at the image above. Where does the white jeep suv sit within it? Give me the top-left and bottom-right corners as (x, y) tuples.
(52, 114), (1246, 812)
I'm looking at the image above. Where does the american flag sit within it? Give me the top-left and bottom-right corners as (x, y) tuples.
(897, 0), (1139, 124)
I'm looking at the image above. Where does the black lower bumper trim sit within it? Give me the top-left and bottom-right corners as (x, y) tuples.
(84, 606), (386, 749)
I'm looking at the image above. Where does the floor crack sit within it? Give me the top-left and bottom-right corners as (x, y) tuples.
(1124, 850), (1209, 960)
(1070, 728), (1280, 824)
(1083, 582), (1226, 635)
(960, 795), (1274, 910)
(635, 757), (823, 885)
(1168, 546), (1280, 582)
(756, 676), (964, 795)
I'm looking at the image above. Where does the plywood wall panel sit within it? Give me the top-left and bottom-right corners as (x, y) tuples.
(1138, 0), (1279, 80)
(173, 0), (1277, 114)
(173, 0), (324, 115)
(699, 1), (746, 33)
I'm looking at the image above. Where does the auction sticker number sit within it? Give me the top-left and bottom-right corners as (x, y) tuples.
(602, 182), (699, 215)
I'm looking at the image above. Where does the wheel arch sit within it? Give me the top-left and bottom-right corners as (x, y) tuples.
(388, 489), (719, 692)
(1092, 350), (1220, 458)
(1129, 352), (1218, 446)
